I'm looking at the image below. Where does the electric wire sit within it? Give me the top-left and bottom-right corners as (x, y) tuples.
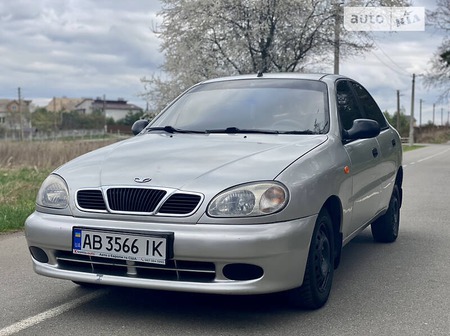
(371, 38), (412, 76)
(351, 33), (411, 77)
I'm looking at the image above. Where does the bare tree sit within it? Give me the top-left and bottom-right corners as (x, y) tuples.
(424, 0), (450, 100)
(142, 0), (409, 112)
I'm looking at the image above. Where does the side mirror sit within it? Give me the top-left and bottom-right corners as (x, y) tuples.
(343, 119), (380, 140)
(131, 119), (149, 135)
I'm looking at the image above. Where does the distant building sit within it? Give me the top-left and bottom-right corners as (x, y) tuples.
(0, 99), (32, 130)
(45, 97), (84, 113)
(43, 96), (143, 123)
(73, 97), (143, 122)
(72, 98), (93, 115)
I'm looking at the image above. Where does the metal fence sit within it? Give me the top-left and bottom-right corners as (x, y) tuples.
(0, 129), (108, 141)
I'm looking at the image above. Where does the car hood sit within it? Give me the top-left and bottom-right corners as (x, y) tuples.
(57, 133), (327, 192)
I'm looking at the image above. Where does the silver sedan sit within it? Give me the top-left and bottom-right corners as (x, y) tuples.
(25, 73), (403, 309)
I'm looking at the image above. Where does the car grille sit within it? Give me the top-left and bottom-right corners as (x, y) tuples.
(56, 251), (216, 282)
(77, 190), (106, 211)
(76, 188), (202, 216)
(158, 193), (202, 214)
(107, 188), (167, 213)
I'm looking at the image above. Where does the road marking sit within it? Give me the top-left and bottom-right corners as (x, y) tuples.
(417, 148), (450, 163)
(403, 148), (450, 168)
(0, 290), (105, 336)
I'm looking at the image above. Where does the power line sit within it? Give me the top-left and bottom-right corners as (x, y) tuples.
(371, 38), (411, 76)
(369, 49), (411, 77)
(355, 34), (411, 77)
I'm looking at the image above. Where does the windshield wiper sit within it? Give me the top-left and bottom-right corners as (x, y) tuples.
(206, 127), (279, 134)
(146, 126), (206, 134)
(147, 126), (317, 135)
(277, 130), (319, 135)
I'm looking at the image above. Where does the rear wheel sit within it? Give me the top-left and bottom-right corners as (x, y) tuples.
(288, 208), (334, 309)
(371, 185), (400, 243)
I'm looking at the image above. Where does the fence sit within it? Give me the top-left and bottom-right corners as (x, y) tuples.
(0, 127), (131, 141)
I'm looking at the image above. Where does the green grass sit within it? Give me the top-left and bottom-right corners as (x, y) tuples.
(0, 168), (51, 233)
(402, 145), (425, 152)
(0, 139), (119, 233)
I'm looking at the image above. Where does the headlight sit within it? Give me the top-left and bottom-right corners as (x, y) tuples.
(36, 174), (69, 209)
(207, 182), (288, 217)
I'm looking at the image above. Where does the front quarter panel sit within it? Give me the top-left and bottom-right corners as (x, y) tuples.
(275, 136), (351, 222)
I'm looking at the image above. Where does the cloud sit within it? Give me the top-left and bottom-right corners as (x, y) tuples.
(0, 0), (445, 121)
(0, 0), (163, 106)
(340, 25), (446, 124)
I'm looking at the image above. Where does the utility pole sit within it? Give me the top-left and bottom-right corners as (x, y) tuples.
(433, 103), (435, 126)
(408, 74), (415, 146)
(396, 90), (400, 130)
(333, 0), (342, 74)
(53, 97), (57, 132)
(441, 107), (444, 126)
(17, 87), (24, 141)
(419, 99), (423, 130)
(103, 94), (107, 134)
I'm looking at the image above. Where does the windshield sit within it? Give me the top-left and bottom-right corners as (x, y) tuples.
(151, 78), (329, 134)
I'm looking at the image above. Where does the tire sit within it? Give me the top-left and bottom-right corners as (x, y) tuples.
(288, 208), (334, 309)
(371, 185), (400, 243)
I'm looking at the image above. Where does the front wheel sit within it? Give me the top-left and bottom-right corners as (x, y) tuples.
(288, 208), (334, 309)
(371, 185), (400, 243)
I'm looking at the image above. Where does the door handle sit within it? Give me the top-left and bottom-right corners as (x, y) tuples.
(372, 148), (379, 158)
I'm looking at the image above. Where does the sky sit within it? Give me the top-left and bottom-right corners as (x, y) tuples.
(0, 0), (448, 125)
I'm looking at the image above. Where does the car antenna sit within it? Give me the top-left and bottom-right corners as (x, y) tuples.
(257, 70), (264, 77)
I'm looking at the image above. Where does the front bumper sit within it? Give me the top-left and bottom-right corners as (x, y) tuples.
(25, 211), (317, 295)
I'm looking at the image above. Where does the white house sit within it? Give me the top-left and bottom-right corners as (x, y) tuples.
(73, 98), (143, 122)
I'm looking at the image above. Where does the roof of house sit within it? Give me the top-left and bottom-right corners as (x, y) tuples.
(46, 97), (84, 112)
(0, 99), (31, 112)
(0, 99), (11, 110)
(91, 99), (143, 111)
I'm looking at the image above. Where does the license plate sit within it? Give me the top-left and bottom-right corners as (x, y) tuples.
(72, 228), (173, 265)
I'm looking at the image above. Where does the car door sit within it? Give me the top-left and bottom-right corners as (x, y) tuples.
(336, 80), (382, 239)
(349, 81), (399, 212)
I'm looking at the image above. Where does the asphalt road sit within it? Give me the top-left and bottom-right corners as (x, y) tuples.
(1, 144), (450, 336)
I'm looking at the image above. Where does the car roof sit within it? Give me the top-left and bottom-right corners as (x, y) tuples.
(201, 73), (349, 84)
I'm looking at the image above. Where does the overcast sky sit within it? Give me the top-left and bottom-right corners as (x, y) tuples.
(0, 0), (447, 124)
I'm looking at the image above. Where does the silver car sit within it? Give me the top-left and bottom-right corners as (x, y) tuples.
(25, 73), (403, 309)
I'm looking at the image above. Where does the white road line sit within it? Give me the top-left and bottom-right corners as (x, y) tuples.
(417, 148), (450, 163)
(403, 148), (450, 168)
(0, 290), (105, 336)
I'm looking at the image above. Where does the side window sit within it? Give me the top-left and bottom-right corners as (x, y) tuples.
(350, 82), (387, 128)
(336, 80), (364, 131)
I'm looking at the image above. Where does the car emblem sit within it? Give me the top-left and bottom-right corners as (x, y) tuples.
(134, 177), (152, 183)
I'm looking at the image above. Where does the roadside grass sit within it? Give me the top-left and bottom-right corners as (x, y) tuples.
(0, 168), (51, 233)
(0, 139), (124, 233)
(402, 145), (425, 152)
(0, 139), (121, 169)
